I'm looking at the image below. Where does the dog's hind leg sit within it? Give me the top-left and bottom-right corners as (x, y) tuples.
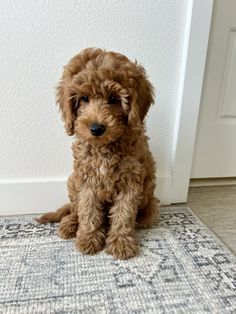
(136, 197), (160, 229)
(58, 212), (78, 239)
(136, 159), (160, 229)
(36, 203), (71, 224)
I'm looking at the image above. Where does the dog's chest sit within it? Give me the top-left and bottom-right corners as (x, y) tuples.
(76, 151), (120, 201)
(99, 161), (108, 176)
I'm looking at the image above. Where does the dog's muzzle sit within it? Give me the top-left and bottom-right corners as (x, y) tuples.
(90, 123), (106, 136)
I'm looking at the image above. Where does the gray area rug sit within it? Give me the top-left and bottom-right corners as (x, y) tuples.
(0, 207), (236, 314)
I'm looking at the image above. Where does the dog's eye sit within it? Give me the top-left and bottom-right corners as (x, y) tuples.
(108, 95), (120, 105)
(81, 95), (89, 103)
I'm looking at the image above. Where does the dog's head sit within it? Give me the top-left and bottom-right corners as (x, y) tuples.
(57, 48), (154, 144)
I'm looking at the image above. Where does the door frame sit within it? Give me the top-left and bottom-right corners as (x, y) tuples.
(171, 0), (214, 203)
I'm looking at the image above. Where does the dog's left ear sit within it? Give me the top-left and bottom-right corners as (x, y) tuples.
(128, 65), (154, 126)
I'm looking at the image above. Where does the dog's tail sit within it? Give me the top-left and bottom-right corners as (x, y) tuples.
(36, 203), (71, 224)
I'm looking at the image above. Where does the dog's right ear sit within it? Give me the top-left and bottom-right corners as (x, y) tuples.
(56, 72), (75, 136)
(56, 48), (104, 136)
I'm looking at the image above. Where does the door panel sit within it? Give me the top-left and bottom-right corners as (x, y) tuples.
(191, 0), (236, 178)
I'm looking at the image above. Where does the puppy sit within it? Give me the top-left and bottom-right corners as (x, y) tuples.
(37, 48), (160, 259)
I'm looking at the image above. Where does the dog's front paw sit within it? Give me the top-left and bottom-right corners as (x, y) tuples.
(75, 229), (106, 255)
(106, 235), (138, 259)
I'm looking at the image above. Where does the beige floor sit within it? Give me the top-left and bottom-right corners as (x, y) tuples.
(185, 185), (236, 255)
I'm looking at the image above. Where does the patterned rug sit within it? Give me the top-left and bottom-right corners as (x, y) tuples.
(0, 207), (236, 314)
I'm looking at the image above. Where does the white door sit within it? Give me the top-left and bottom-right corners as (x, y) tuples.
(191, 0), (236, 178)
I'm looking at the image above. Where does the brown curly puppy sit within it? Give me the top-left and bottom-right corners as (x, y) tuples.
(37, 48), (160, 259)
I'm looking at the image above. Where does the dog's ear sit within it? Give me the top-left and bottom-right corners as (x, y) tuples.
(56, 74), (75, 136)
(56, 48), (104, 136)
(138, 68), (155, 121)
(128, 65), (154, 127)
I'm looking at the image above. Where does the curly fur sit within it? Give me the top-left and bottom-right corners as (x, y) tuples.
(36, 48), (160, 259)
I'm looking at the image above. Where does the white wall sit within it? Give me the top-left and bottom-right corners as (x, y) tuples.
(0, 0), (189, 214)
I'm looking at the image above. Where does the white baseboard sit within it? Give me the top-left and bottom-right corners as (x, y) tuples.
(190, 178), (236, 187)
(156, 174), (172, 205)
(0, 174), (171, 216)
(0, 178), (68, 216)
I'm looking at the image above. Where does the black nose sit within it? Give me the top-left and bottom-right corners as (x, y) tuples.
(90, 123), (106, 136)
